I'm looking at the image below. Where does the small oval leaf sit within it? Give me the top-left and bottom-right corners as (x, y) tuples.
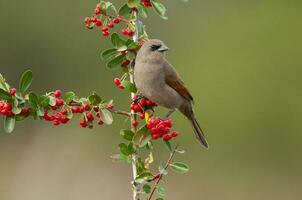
(4, 116), (15, 133)
(170, 162), (189, 174)
(19, 70), (33, 93)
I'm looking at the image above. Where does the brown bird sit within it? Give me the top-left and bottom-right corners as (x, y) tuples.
(134, 39), (209, 148)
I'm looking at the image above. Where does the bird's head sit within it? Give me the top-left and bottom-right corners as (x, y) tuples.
(137, 39), (169, 62)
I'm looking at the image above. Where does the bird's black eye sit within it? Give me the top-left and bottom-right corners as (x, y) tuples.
(150, 44), (161, 51)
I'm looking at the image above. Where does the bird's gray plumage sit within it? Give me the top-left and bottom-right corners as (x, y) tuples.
(134, 39), (209, 148)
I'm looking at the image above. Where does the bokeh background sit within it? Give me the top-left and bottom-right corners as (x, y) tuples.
(0, 0), (301, 199)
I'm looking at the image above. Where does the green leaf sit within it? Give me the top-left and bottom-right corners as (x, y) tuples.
(19, 70), (33, 93)
(151, 0), (168, 20)
(0, 73), (9, 92)
(107, 54), (126, 69)
(64, 91), (75, 103)
(4, 116), (15, 133)
(119, 143), (130, 156)
(133, 125), (150, 147)
(119, 3), (131, 16)
(117, 45), (128, 52)
(163, 140), (172, 152)
(111, 33), (125, 48)
(121, 80), (137, 93)
(156, 186), (166, 197)
(100, 109), (113, 125)
(38, 95), (50, 108)
(88, 93), (102, 105)
(170, 162), (189, 174)
(127, 0), (140, 8)
(111, 153), (129, 162)
(156, 198), (164, 200)
(0, 88), (11, 101)
(120, 129), (135, 141)
(138, 4), (148, 18)
(176, 149), (185, 154)
(135, 172), (153, 182)
(143, 184), (151, 194)
(12, 98), (21, 114)
(127, 142), (136, 155)
(179, 0), (189, 2)
(28, 92), (38, 105)
(101, 48), (118, 61)
(36, 106), (44, 117)
(126, 40), (140, 50)
(15, 115), (27, 122)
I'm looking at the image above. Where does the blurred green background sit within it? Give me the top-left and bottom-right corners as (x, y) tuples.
(0, 0), (302, 199)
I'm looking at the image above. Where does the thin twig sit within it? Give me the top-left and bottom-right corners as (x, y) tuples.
(131, 10), (139, 200)
(109, 109), (131, 117)
(147, 145), (179, 200)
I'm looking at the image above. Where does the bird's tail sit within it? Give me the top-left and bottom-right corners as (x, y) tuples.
(189, 115), (209, 149)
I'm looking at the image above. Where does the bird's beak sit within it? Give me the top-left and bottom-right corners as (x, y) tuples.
(158, 45), (169, 52)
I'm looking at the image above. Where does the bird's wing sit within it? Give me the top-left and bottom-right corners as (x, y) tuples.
(163, 61), (194, 102)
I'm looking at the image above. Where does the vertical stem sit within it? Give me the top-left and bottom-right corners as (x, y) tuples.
(131, 11), (139, 200)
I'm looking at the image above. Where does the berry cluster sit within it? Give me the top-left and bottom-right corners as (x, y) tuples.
(40, 90), (109, 128)
(0, 88), (30, 118)
(84, 15), (122, 37)
(130, 96), (157, 116)
(147, 117), (179, 141)
(141, 0), (152, 7)
(84, 3), (136, 38)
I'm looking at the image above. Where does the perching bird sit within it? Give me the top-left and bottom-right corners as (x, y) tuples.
(134, 39), (209, 148)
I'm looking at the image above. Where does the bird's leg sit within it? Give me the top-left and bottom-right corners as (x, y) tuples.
(162, 108), (176, 119)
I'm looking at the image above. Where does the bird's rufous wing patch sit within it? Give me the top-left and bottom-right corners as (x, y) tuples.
(165, 76), (193, 102)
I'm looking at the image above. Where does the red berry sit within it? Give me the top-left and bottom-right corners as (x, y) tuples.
(20, 107), (30, 116)
(171, 131), (179, 137)
(122, 29), (129, 36)
(132, 120), (138, 127)
(53, 119), (60, 126)
(51, 106), (58, 111)
(98, 119), (104, 125)
(113, 17), (121, 24)
(86, 113), (94, 122)
(102, 26), (109, 31)
(71, 106), (80, 113)
(163, 134), (172, 141)
(79, 107), (84, 113)
(151, 134), (161, 140)
(83, 104), (91, 111)
(95, 6), (101, 15)
(84, 17), (90, 24)
(80, 120), (87, 128)
(61, 108), (68, 115)
(118, 84), (124, 89)
(121, 59), (130, 67)
(61, 117), (69, 124)
(9, 88), (16, 96)
(139, 113), (145, 119)
(95, 19), (102, 26)
(91, 17), (97, 23)
(96, 111), (100, 117)
(54, 90), (62, 98)
(102, 31), (109, 37)
(56, 99), (64, 107)
(114, 78), (121, 86)
(108, 23), (114, 28)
